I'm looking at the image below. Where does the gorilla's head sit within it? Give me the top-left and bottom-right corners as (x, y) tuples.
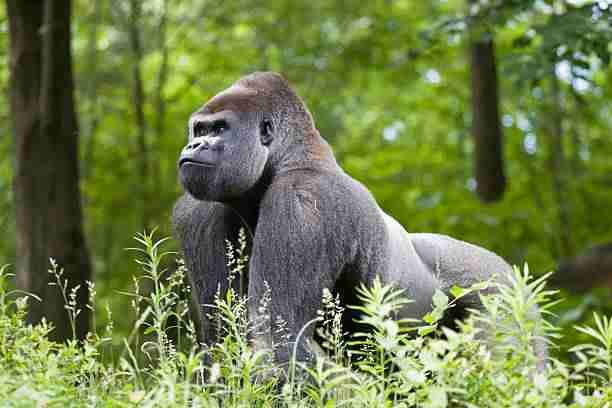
(178, 106), (271, 202)
(178, 72), (315, 202)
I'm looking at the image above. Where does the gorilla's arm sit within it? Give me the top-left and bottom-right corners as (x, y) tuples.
(247, 176), (345, 364)
(173, 194), (243, 346)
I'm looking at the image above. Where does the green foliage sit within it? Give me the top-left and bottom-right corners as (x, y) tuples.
(1, 0), (611, 377)
(0, 235), (611, 406)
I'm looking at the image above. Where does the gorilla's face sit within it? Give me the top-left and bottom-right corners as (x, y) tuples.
(178, 109), (272, 202)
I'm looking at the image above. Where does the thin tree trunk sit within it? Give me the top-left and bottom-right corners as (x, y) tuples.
(549, 68), (572, 258)
(153, 0), (169, 210)
(7, 0), (92, 341)
(128, 0), (150, 229)
(469, 39), (506, 202)
(82, 0), (101, 182)
(520, 137), (557, 258)
(569, 89), (588, 177)
(467, 1), (506, 202)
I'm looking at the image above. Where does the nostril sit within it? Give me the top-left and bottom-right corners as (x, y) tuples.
(185, 139), (212, 152)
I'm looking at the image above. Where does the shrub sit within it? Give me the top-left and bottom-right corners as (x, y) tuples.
(0, 233), (610, 407)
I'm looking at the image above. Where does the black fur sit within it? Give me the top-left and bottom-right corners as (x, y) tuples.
(173, 72), (545, 367)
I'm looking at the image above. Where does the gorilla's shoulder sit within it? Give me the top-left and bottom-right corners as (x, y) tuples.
(258, 168), (381, 231)
(265, 168), (376, 206)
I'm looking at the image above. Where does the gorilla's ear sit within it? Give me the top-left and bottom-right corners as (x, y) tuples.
(260, 119), (274, 146)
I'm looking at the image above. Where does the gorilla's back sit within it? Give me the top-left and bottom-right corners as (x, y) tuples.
(409, 232), (512, 291)
(378, 211), (512, 319)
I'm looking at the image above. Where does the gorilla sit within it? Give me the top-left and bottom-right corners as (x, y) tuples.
(173, 72), (545, 368)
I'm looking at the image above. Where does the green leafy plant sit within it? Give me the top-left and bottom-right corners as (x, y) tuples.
(0, 233), (611, 407)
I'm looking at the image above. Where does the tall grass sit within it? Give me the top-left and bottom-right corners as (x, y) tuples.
(0, 233), (610, 406)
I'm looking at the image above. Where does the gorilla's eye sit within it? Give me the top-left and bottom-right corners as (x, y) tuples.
(260, 119), (274, 145)
(261, 119), (273, 136)
(212, 120), (228, 134)
(194, 122), (208, 138)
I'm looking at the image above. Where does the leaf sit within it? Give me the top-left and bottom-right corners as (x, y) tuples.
(418, 325), (436, 336)
(432, 290), (448, 309)
(449, 285), (466, 299)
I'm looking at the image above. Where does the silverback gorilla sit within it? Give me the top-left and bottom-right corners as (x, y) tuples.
(173, 72), (545, 368)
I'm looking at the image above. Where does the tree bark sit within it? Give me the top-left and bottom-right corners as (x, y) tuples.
(553, 243), (612, 292)
(467, 0), (506, 202)
(153, 0), (169, 215)
(128, 0), (150, 229)
(469, 38), (506, 202)
(7, 0), (91, 341)
(549, 68), (573, 258)
(82, 0), (101, 182)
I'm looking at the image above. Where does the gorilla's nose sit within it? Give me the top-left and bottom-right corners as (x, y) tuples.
(184, 136), (209, 152)
(183, 136), (224, 154)
(179, 136), (225, 168)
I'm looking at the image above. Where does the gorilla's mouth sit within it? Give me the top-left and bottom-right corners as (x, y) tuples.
(179, 158), (217, 168)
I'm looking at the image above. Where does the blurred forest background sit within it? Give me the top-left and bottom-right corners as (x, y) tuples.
(1, 0), (611, 353)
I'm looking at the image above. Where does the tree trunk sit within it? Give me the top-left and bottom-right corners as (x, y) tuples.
(128, 0), (150, 229)
(469, 39), (506, 202)
(7, 0), (91, 341)
(153, 0), (169, 217)
(82, 0), (101, 182)
(467, 0), (506, 202)
(549, 68), (573, 258)
(552, 243), (612, 292)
